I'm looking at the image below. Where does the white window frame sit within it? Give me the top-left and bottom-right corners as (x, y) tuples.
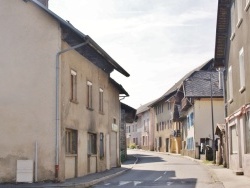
(99, 88), (104, 113)
(245, 0), (250, 11)
(230, 124), (238, 154)
(236, 0), (243, 28)
(230, 1), (236, 40)
(239, 47), (246, 93)
(245, 112), (250, 153)
(228, 66), (233, 103)
(70, 70), (77, 102)
(87, 81), (93, 109)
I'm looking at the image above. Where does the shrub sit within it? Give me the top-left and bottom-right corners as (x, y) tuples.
(129, 143), (136, 149)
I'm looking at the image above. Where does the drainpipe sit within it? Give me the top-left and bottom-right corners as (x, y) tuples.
(55, 41), (88, 180)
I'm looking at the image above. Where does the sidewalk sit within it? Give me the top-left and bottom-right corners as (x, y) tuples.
(205, 163), (250, 188)
(185, 155), (250, 188)
(0, 155), (138, 188)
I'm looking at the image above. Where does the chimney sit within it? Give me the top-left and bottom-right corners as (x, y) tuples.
(37, 0), (49, 7)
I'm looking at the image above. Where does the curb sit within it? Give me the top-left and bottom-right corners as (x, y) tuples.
(78, 155), (139, 188)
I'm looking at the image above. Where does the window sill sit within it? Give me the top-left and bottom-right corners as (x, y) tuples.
(236, 18), (243, 28)
(245, 2), (250, 11)
(99, 111), (105, 115)
(66, 154), (77, 157)
(86, 107), (94, 111)
(228, 98), (233, 104)
(230, 33), (235, 41)
(239, 86), (246, 93)
(70, 100), (78, 104)
(88, 154), (97, 157)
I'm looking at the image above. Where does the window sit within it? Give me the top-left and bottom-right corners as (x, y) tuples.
(230, 1), (236, 40)
(99, 88), (104, 113)
(187, 112), (194, 128)
(70, 70), (77, 102)
(156, 123), (159, 131)
(231, 125), (238, 154)
(236, 0), (243, 27)
(239, 48), (245, 93)
(245, 112), (250, 153)
(87, 81), (93, 109)
(88, 133), (97, 155)
(228, 66), (233, 103)
(65, 129), (77, 155)
(187, 137), (194, 150)
(190, 112), (194, 126)
(167, 102), (172, 110)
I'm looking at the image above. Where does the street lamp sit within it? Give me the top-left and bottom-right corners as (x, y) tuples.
(201, 72), (215, 163)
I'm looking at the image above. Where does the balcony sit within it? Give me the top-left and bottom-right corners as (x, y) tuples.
(171, 130), (181, 137)
(181, 98), (192, 111)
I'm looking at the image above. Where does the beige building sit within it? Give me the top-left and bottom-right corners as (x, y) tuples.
(179, 71), (224, 159)
(150, 95), (175, 153)
(136, 101), (155, 151)
(214, 0), (250, 177)
(0, 0), (129, 183)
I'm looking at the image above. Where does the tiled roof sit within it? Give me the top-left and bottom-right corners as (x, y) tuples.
(184, 71), (223, 97)
(149, 59), (214, 106)
(136, 100), (156, 115)
(30, 0), (130, 77)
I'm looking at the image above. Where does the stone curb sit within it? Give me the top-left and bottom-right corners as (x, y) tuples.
(65, 155), (139, 188)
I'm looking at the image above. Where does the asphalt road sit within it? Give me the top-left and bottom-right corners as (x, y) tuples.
(92, 149), (224, 188)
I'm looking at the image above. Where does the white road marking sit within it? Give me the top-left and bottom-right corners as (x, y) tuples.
(167, 181), (174, 186)
(154, 176), (162, 182)
(119, 181), (131, 186)
(104, 183), (111, 186)
(164, 171), (167, 175)
(134, 181), (142, 186)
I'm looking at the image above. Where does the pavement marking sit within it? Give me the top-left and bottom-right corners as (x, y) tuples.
(164, 171), (167, 175)
(154, 176), (162, 182)
(104, 183), (111, 186)
(166, 181), (174, 186)
(119, 181), (131, 186)
(134, 181), (142, 186)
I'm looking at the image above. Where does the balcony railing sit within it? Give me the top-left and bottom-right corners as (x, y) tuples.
(181, 98), (192, 111)
(171, 130), (181, 137)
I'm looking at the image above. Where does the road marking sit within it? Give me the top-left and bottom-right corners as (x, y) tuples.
(164, 171), (167, 175)
(134, 181), (142, 186)
(154, 176), (162, 182)
(167, 181), (174, 186)
(119, 181), (131, 186)
(104, 183), (111, 186)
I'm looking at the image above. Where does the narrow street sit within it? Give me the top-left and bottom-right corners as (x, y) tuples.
(92, 149), (224, 188)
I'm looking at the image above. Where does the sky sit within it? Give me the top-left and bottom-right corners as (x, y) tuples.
(49, 0), (218, 109)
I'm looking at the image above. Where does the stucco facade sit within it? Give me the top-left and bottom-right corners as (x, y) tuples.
(0, 0), (128, 183)
(223, 0), (250, 177)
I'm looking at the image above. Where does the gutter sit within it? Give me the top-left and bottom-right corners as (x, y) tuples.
(55, 41), (89, 180)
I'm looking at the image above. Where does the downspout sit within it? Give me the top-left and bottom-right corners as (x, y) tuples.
(55, 41), (89, 180)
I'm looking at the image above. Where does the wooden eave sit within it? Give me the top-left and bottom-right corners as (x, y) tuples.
(214, 0), (230, 68)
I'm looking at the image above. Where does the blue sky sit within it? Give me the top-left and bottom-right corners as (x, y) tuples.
(49, 0), (218, 108)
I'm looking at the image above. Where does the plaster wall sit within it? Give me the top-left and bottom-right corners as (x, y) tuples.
(0, 0), (60, 182)
(194, 98), (224, 145)
(60, 41), (120, 178)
